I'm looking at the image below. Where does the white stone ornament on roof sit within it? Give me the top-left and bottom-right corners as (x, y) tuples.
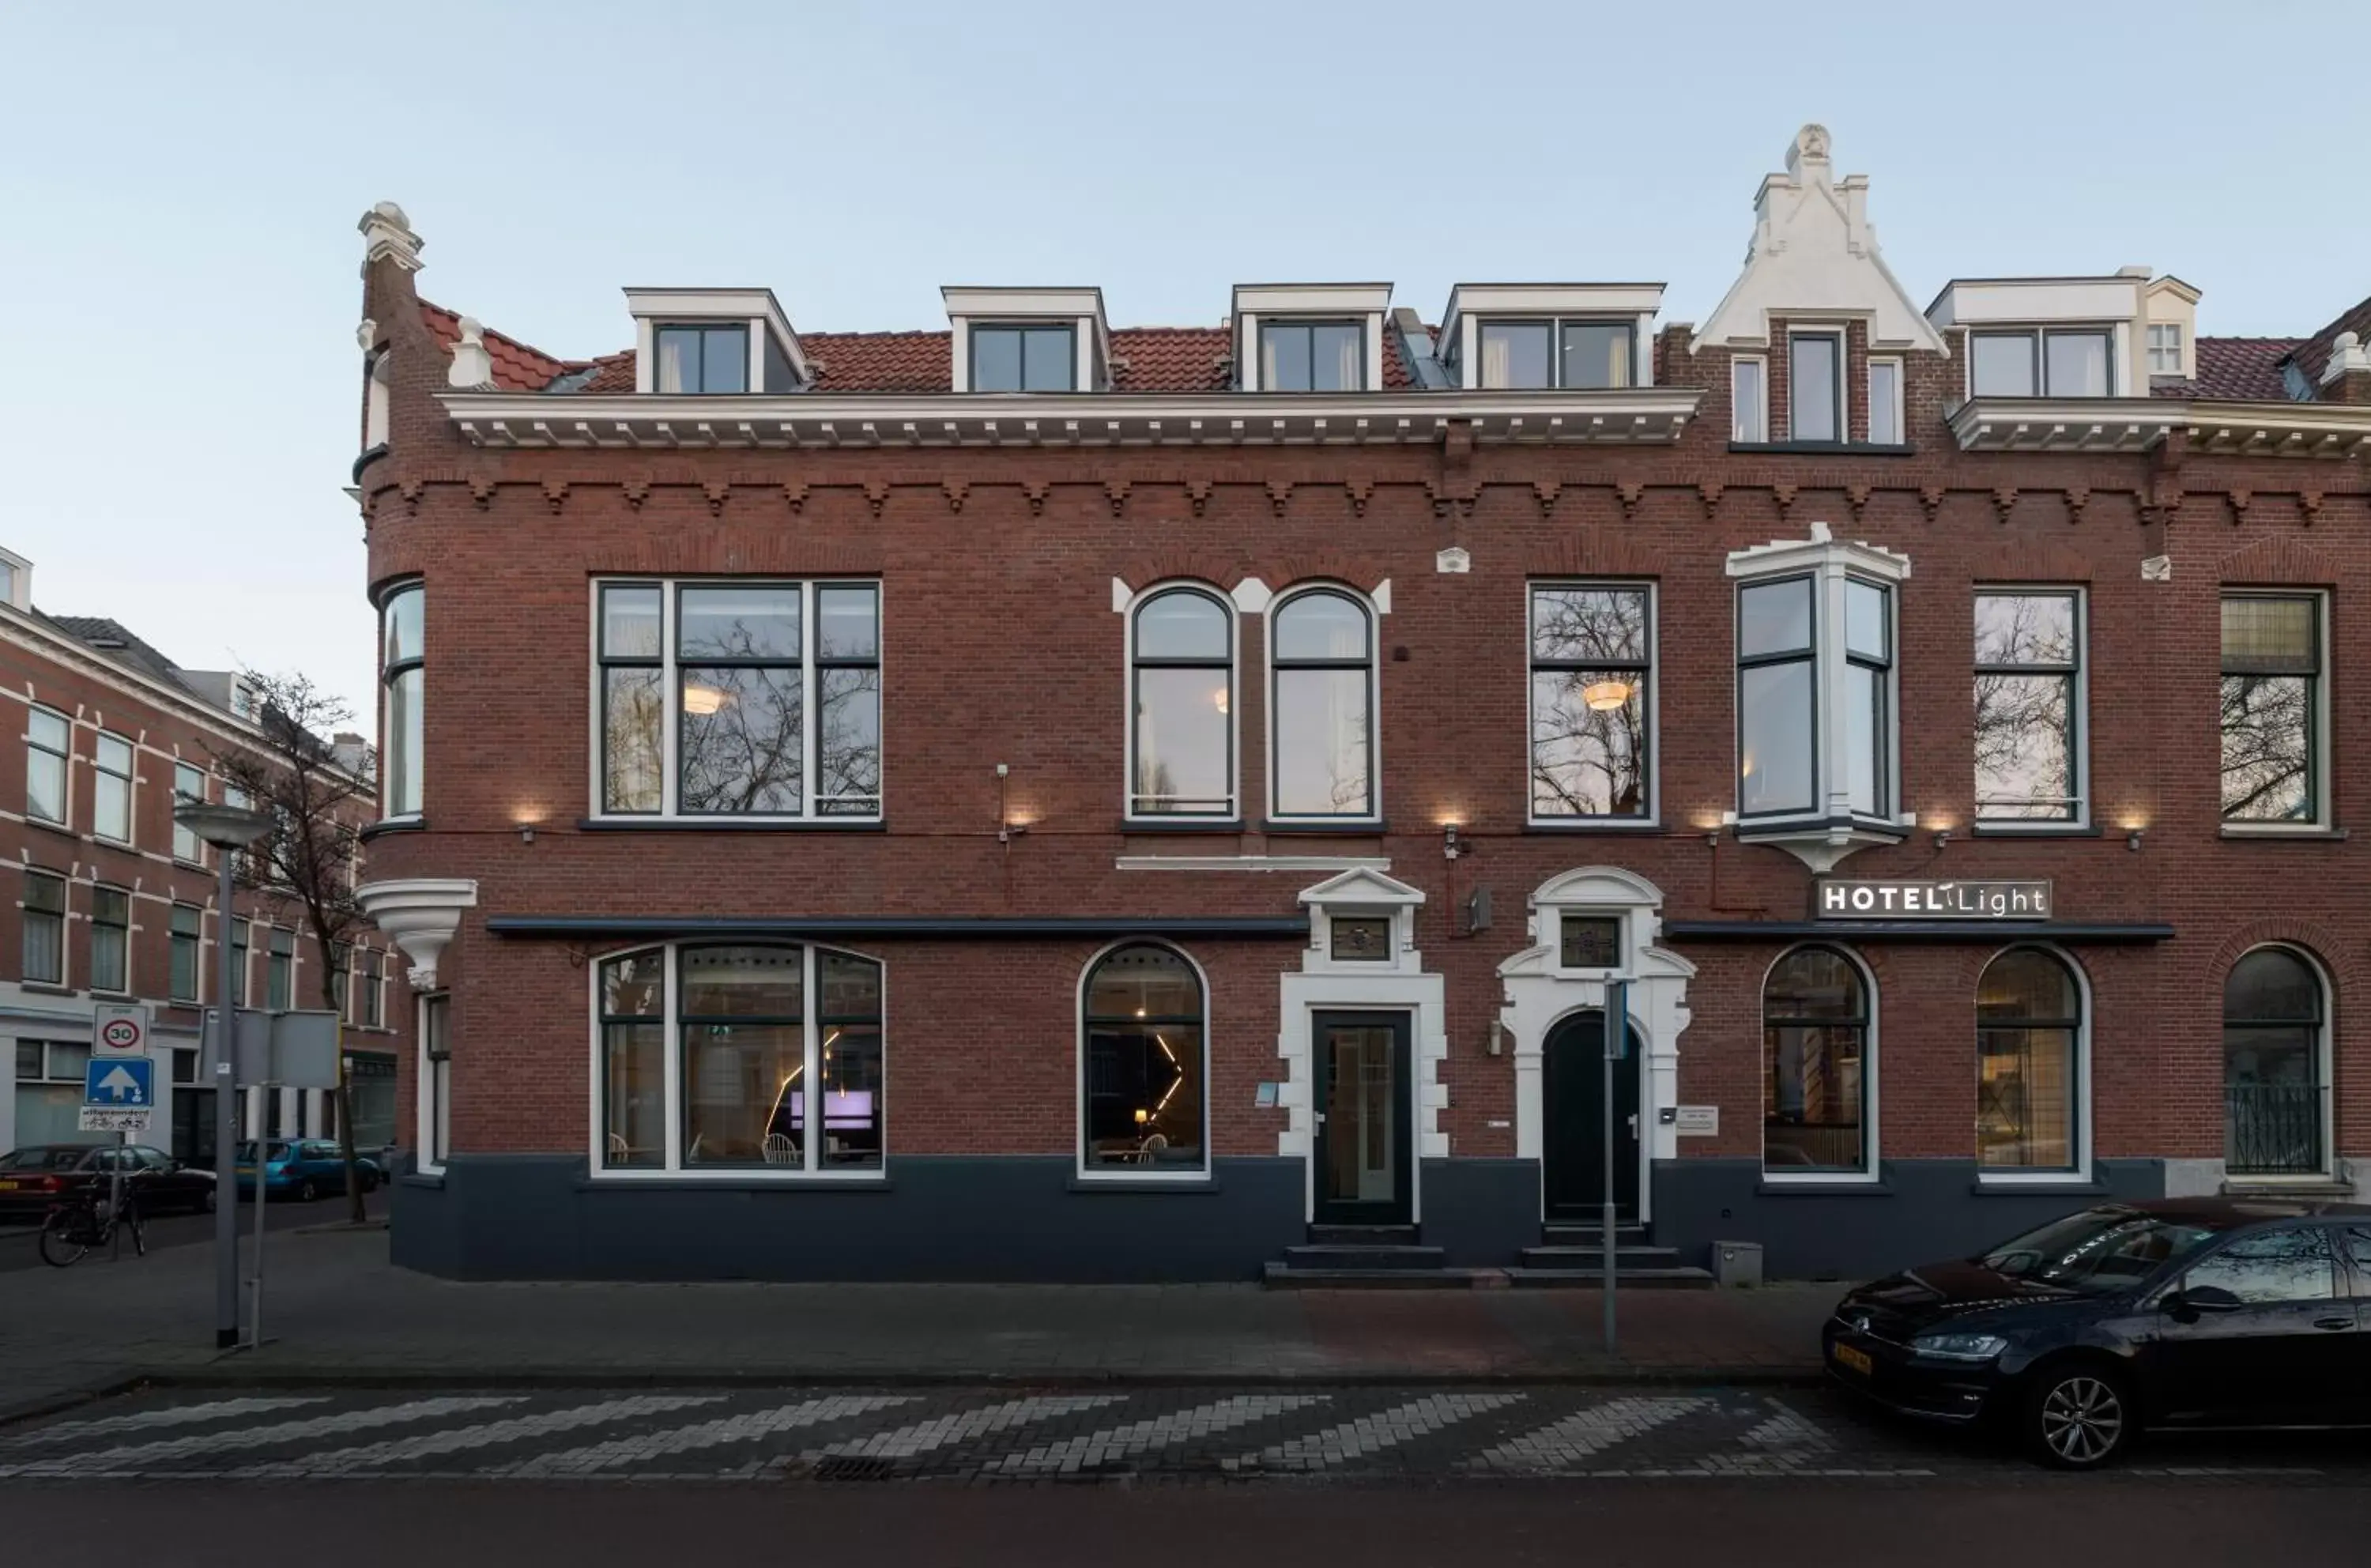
(1694, 125), (1946, 356)
(447, 315), (496, 390)
(358, 201), (424, 276)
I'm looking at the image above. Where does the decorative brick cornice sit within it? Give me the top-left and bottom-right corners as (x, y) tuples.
(2216, 533), (2339, 586)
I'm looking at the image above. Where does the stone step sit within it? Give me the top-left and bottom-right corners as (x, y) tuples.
(1281, 1244), (1449, 1272)
(1261, 1262), (1496, 1291)
(1306, 1224), (1419, 1246)
(1518, 1244), (1687, 1271)
(1540, 1223), (1651, 1247)
(1502, 1266), (1717, 1290)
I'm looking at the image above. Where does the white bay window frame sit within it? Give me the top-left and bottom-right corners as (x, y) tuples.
(1725, 526), (1913, 871)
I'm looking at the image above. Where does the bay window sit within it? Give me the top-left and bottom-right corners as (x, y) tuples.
(1269, 588), (1375, 820)
(1529, 583), (1652, 820)
(2220, 593), (2324, 826)
(379, 582), (424, 819)
(596, 942), (885, 1175)
(597, 579), (882, 820)
(1974, 592), (2083, 823)
(1129, 587), (1235, 818)
(1736, 577), (1816, 816)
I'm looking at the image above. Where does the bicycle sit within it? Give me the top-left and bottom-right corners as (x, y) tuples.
(37, 1184), (144, 1268)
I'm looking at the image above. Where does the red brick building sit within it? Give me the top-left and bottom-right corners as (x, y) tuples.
(357, 126), (2371, 1282)
(1, 556), (409, 1170)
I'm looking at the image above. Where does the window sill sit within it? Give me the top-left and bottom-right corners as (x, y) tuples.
(25, 817), (79, 844)
(1069, 1174), (1219, 1194)
(2219, 825), (2347, 842)
(399, 1170), (446, 1190)
(1259, 820), (1389, 836)
(1970, 823), (2099, 838)
(575, 817), (888, 833)
(578, 1173), (892, 1192)
(357, 817), (428, 842)
(1969, 1178), (2105, 1197)
(1755, 1178), (1894, 1197)
(172, 857), (211, 872)
(89, 989), (134, 1003)
(1525, 819), (1661, 834)
(1728, 440), (1917, 458)
(1120, 819), (1246, 834)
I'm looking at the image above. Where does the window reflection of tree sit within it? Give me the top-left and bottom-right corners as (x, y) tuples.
(1973, 594), (2075, 820)
(2221, 675), (2309, 820)
(679, 620), (804, 814)
(818, 665), (880, 808)
(1531, 588), (1646, 817)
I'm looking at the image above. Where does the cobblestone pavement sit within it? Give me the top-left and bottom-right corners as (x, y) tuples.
(3, 1385), (2364, 1485)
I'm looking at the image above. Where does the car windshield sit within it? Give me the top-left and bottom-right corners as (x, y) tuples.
(235, 1141), (295, 1163)
(0, 1147), (93, 1171)
(1979, 1208), (2220, 1294)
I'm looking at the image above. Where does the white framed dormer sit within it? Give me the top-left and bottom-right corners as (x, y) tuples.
(1495, 866), (1695, 1223)
(1438, 284), (1662, 391)
(1725, 522), (1914, 871)
(1928, 274), (2150, 400)
(945, 286), (1109, 393)
(1233, 284), (1391, 393)
(626, 288), (807, 394)
(1279, 868), (1447, 1220)
(1265, 580), (1387, 827)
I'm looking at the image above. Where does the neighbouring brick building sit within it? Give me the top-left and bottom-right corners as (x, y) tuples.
(1, 556), (409, 1168)
(357, 125), (2371, 1283)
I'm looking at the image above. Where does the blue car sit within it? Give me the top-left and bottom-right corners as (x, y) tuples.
(232, 1140), (383, 1202)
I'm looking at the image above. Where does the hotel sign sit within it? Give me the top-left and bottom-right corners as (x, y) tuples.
(1815, 879), (2052, 920)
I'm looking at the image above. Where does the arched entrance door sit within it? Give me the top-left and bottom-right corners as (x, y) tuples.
(1541, 1010), (1642, 1220)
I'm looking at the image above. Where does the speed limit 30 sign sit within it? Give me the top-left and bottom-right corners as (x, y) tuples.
(93, 1001), (150, 1058)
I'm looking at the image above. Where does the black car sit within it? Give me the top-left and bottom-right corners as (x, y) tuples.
(1825, 1198), (2371, 1468)
(0, 1144), (218, 1219)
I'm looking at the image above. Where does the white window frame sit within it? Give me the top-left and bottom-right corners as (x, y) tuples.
(1759, 943), (1881, 1185)
(1973, 944), (2093, 1185)
(1731, 355), (1768, 443)
(168, 902), (203, 1003)
(2219, 590), (2331, 834)
(2221, 944), (2335, 1185)
(89, 883), (131, 996)
(418, 991), (451, 1175)
(379, 580), (424, 822)
(587, 941), (888, 1182)
(1966, 326), (2120, 398)
(1265, 582), (1384, 827)
(26, 705), (70, 827)
(1973, 587), (2090, 831)
(587, 577), (885, 824)
(21, 869), (67, 986)
(1525, 580), (1659, 828)
(1867, 356), (1905, 446)
(1726, 531), (1911, 835)
(1122, 582), (1239, 824)
(2147, 322), (2183, 376)
(93, 732), (134, 844)
(172, 762), (209, 865)
(1785, 326), (1847, 443)
(1472, 316), (1642, 391)
(1074, 939), (1214, 1184)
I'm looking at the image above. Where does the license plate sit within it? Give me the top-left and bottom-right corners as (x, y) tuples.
(1831, 1342), (1873, 1377)
(0, 1180), (19, 1191)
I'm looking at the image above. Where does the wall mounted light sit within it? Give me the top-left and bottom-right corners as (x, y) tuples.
(1932, 830), (1951, 850)
(1442, 824), (1463, 861)
(518, 825), (536, 844)
(2127, 827), (2145, 852)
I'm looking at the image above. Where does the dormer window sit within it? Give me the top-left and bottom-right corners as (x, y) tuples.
(1479, 319), (1636, 390)
(971, 323), (1075, 393)
(1440, 285), (1661, 393)
(654, 323), (748, 394)
(1970, 330), (2113, 398)
(1259, 320), (1363, 393)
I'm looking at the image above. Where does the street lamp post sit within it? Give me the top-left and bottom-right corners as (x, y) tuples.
(174, 799), (270, 1351)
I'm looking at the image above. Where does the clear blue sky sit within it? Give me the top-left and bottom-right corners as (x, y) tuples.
(4, 0), (2362, 721)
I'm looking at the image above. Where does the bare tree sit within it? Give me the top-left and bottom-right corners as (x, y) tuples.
(209, 672), (375, 1223)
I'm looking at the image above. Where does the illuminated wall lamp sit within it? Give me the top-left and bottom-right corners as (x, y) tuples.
(2127, 827), (2145, 852)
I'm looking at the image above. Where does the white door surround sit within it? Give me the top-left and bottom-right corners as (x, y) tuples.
(1498, 867), (1694, 1223)
(1278, 868), (1447, 1224)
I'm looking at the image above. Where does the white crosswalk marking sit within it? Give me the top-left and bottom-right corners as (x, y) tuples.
(1468, 1396), (1709, 1472)
(0, 1396), (526, 1478)
(1229, 1393), (1525, 1472)
(986, 1394), (1325, 1476)
(232, 1393), (732, 1476)
(805, 1395), (1125, 1464)
(2, 1396), (329, 1448)
(1712, 1400), (1839, 1472)
(500, 1394), (917, 1477)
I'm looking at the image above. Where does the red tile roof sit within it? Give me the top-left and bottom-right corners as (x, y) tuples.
(418, 301), (580, 392)
(2290, 292), (2371, 400)
(2150, 337), (2302, 402)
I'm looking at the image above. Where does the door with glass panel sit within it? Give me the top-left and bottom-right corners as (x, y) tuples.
(1311, 1012), (1412, 1225)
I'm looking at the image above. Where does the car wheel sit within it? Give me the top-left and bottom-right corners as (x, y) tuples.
(2023, 1363), (2134, 1469)
(296, 1179), (319, 1203)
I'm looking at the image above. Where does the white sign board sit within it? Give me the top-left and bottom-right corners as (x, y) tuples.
(94, 1001), (150, 1058)
(79, 1107), (153, 1133)
(1674, 1105), (1720, 1138)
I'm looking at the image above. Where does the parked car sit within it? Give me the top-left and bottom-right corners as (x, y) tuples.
(232, 1140), (383, 1202)
(0, 1144), (217, 1219)
(1825, 1198), (2371, 1468)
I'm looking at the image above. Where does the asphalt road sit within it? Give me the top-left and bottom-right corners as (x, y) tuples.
(6, 1477), (2365, 1568)
(0, 1189), (384, 1272)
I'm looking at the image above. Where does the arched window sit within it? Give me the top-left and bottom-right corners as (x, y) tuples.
(1762, 946), (1871, 1174)
(1271, 589), (1374, 820)
(1977, 948), (2083, 1172)
(2224, 948), (2328, 1176)
(1129, 588), (1234, 817)
(1080, 943), (1206, 1175)
(596, 942), (884, 1174)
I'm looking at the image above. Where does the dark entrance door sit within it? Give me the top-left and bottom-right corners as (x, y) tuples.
(1312, 1011), (1413, 1226)
(1543, 1010), (1642, 1221)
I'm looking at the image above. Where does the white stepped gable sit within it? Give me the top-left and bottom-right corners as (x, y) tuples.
(1695, 125), (1946, 356)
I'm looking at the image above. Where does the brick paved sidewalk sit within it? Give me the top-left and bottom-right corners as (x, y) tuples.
(0, 1227), (1838, 1423)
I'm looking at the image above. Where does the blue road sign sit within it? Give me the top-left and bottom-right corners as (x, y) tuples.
(84, 1057), (154, 1108)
